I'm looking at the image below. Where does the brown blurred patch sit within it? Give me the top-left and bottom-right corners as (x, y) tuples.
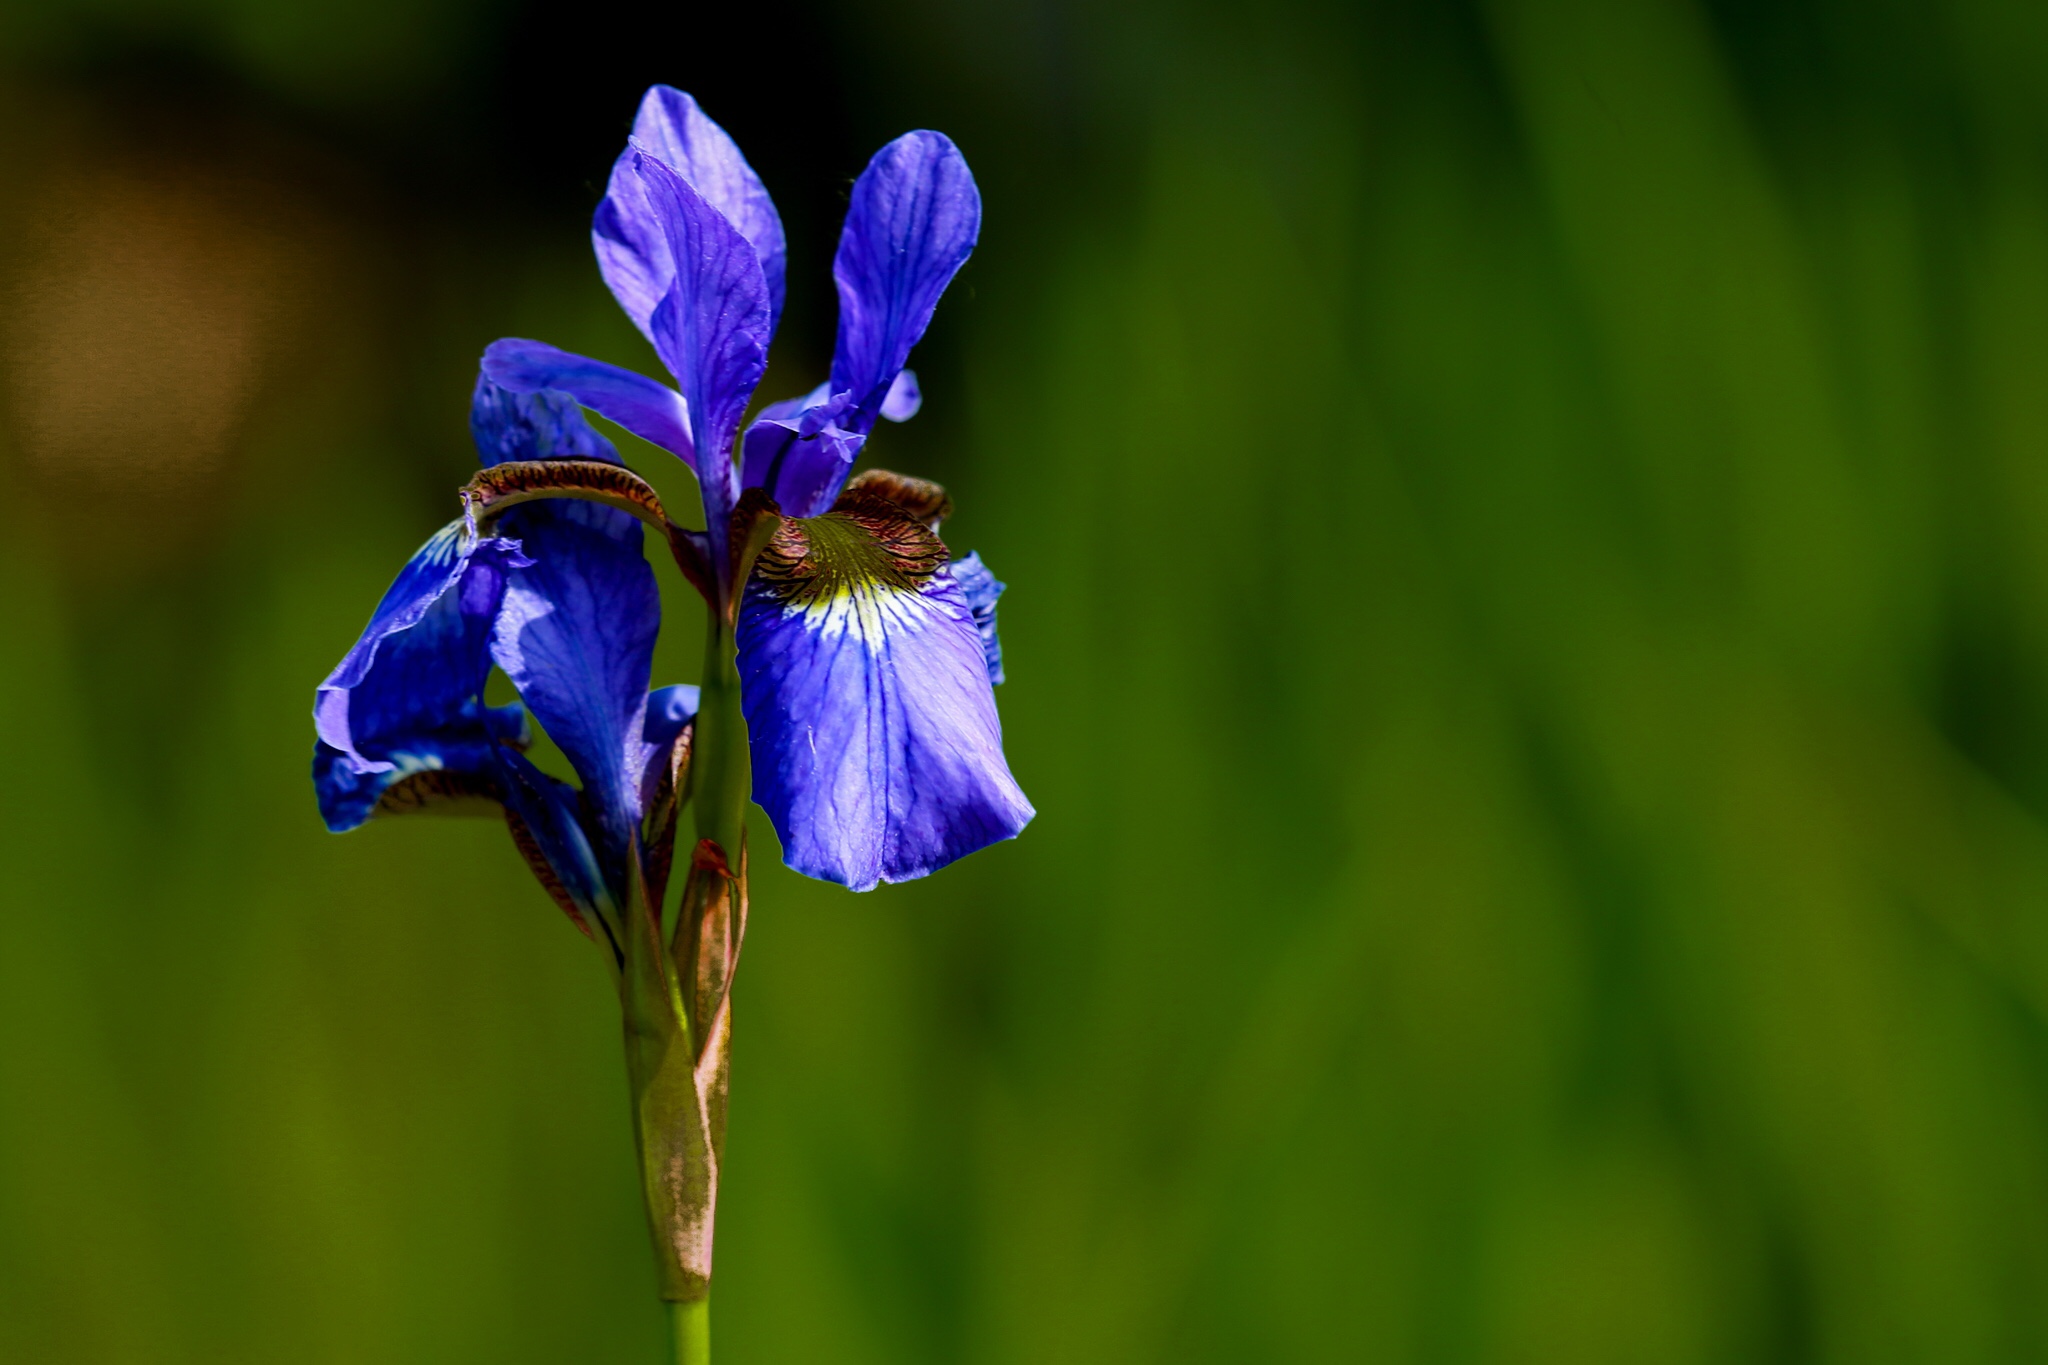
(0, 90), (342, 582)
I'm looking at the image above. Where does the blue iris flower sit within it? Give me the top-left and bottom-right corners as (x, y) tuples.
(314, 378), (700, 955)
(478, 86), (1033, 891)
(316, 87), (1030, 898)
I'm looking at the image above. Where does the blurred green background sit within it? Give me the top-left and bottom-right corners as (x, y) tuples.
(5, 0), (2048, 1359)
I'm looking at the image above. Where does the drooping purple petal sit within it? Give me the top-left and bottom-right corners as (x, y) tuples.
(471, 374), (622, 467)
(469, 370), (672, 876)
(594, 87), (788, 341)
(948, 551), (1007, 685)
(494, 745), (618, 925)
(739, 415), (866, 519)
(634, 150), (771, 574)
(311, 522), (532, 831)
(313, 522), (525, 767)
(828, 132), (980, 434)
(490, 497), (660, 883)
(312, 707), (522, 833)
(735, 522), (1033, 891)
(483, 338), (694, 468)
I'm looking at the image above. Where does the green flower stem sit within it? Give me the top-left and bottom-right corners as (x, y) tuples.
(668, 1298), (711, 1365)
(692, 614), (749, 861)
(628, 608), (750, 1362)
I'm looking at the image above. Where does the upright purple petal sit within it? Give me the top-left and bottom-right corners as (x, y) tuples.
(312, 522), (531, 831)
(491, 498), (661, 882)
(828, 132), (980, 434)
(483, 338), (695, 468)
(735, 514), (1032, 890)
(634, 151), (771, 576)
(594, 87), (788, 340)
(471, 374), (622, 467)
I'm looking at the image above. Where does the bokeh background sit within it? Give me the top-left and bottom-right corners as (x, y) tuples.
(4, 0), (2048, 1359)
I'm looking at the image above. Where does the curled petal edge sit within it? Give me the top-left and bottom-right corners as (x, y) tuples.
(463, 458), (714, 603)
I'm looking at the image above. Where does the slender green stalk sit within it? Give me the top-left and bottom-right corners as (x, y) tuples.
(668, 1299), (711, 1365)
(691, 614), (749, 859)
(632, 607), (750, 1363)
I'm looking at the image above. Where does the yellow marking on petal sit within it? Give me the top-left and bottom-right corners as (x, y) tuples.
(750, 502), (948, 649)
(790, 575), (939, 648)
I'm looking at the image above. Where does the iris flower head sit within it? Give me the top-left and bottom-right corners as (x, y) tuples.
(314, 86), (1032, 911)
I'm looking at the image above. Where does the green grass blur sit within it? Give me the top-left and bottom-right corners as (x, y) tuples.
(5, 0), (2048, 1360)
